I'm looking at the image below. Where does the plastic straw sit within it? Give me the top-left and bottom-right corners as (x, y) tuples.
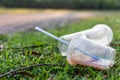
(35, 26), (99, 60)
(35, 27), (69, 45)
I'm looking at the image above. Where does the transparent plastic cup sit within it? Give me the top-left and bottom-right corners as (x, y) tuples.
(59, 24), (113, 56)
(66, 36), (116, 69)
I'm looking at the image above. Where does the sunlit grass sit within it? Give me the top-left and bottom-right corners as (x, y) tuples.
(0, 8), (42, 14)
(0, 8), (71, 14)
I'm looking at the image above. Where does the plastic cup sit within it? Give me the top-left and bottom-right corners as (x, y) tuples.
(66, 35), (116, 69)
(58, 24), (113, 56)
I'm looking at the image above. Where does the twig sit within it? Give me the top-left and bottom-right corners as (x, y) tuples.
(0, 63), (64, 78)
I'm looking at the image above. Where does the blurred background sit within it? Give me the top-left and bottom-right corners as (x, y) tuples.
(0, 0), (120, 9)
(0, 0), (120, 34)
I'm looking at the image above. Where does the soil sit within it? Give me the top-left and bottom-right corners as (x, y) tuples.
(0, 11), (98, 34)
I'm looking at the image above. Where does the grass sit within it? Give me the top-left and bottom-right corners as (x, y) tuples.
(0, 8), (70, 14)
(0, 12), (120, 80)
(0, 8), (41, 14)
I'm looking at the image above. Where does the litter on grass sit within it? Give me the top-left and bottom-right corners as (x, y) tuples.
(35, 24), (116, 70)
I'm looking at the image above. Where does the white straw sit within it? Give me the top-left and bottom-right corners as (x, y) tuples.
(35, 26), (99, 60)
(35, 27), (69, 45)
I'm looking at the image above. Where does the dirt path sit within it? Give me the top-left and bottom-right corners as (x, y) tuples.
(0, 11), (98, 34)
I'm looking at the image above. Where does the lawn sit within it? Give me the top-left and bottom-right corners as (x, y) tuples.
(0, 8), (70, 14)
(0, 12), (120, 80)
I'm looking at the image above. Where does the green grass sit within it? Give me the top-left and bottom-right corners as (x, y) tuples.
(0, 13), (120, 80)
(0, 8), (41, 14)
(0, 8), (70, 14)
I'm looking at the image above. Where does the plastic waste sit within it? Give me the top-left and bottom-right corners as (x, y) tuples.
(35, 24), (116, 70)
(67, 36), (115, 69)
(59, 24), (113, 56)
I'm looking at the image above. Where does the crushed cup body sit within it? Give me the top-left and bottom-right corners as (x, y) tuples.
(67, 37), (115, 69)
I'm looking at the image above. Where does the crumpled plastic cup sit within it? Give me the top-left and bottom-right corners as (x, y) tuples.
(59, 24), (113, 56)
(58, 24), (116, 69)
